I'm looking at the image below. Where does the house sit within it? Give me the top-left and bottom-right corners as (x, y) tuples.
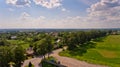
(11, 36), (17, 40)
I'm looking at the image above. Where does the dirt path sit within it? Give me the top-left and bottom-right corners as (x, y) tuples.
(22, 48), (108, 67)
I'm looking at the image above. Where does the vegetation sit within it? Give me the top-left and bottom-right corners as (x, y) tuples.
(0, 29), (119, 67)
(0, 31), (57, 67)
(41, 56), (57, 67)
(25, 62), (34, 67)
(0, 45), (25, 67)
(59, 35), (120, 67)
(62, 30), (107, 50)
(41, 61), (56, 67)
(33, 36), (54, 58)
(13, 46), (26, 67)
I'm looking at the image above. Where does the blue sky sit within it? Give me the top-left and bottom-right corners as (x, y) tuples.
(0, 0), (120, 29)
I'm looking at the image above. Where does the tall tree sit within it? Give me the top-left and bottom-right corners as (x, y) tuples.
(13, 46), (25, 67)
(0, 46), (13, 67)
(35, 36), (53, 58)
(46, 36), (54, 58)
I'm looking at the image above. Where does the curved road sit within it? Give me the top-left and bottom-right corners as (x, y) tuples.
(22, 48), (108, 67)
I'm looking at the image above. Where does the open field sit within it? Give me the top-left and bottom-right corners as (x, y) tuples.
(59, 35), (120, 67)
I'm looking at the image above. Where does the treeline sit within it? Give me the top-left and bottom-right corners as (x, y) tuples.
(59, 30), (107, 50)
(0, 30), (108, 67)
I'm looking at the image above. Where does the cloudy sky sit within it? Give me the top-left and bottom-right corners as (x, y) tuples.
(0, 0), (120, 29)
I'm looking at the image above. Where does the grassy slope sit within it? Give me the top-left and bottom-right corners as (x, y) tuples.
(59, 35), (120, 67)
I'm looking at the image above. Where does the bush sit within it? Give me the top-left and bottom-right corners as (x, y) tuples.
(41, 60), (56, 67)
(41, 56), (57, 67)
(25, 62), (34, 67)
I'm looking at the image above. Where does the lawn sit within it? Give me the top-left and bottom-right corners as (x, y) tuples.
(7, 40), (30, 49)
(59, 35), (120, 67)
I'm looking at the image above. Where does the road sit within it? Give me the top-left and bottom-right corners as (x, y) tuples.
(22, 48), (108, 67)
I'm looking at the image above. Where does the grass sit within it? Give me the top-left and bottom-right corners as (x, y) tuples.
(7, 40), (30, 49)
(98, 50), (117, 58)
(59, 35), (120, 67)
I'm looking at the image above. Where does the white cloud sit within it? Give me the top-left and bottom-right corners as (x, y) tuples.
(15, 12), (86, 28)
(79, 0), (99, 5)
(6, 0), (17, 5)
(20, 12), (46, 22)
(8, 8), (15, 11)
(20, 12), (31, 20)
(61, 8), (66, 11)
(61, 8), (70, 13)
(6, 0), (31, 7)
(6, 0), (63, 9)
(1, 9), (120, 29)
(87, 0), (120, 23)
(2, 0), (120, 28)
(33, 0), (62, 8)
(39, 16), (46, 19)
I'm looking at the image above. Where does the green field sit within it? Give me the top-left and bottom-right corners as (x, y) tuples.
(59, 35), (120, 67)
(7, 40), (30, 49)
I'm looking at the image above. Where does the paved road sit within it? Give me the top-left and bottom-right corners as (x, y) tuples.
(22, 48), (108, 67)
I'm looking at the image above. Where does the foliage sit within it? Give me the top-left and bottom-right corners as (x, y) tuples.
(0, 30), (110, 67)
(46, 56), (57, 61)
(41, 60), (56, 67)
(59, 35), (120, 67)
(13, 46), (26, 67)
(0, 46), (13, 67)
(0, 45), (25, 67)
(25, 62), (34, 67)
(33, 35), (54, 58)
(62, 30), (107, 50)
(41, 56), (57, 67)
(0, 40), (10, 46)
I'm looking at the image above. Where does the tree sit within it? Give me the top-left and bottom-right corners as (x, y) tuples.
(61, 32), (69, 46)
(0, 46), (13, 67)
(0, 45), (26, 67)
(36, 39), (47, 58)
(66, 30), (107, 50)
(13, 46), (25, 67)
(45, 36), (54, 58)
(34, 36), (53, 58)
(76, 31), (87, 45)
(0, 40), (10, 46)
(67, 32), (77, 50)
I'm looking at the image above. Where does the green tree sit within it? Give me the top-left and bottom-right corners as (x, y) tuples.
(67, 32), (77, 50)
(13, 46), (25, 67)
(36, 39), (48, 58)
(0, 40), (10, 46)
(0, 46), (13, 67)
(45, 36), (54, 58)
(35, 36), (53, 58)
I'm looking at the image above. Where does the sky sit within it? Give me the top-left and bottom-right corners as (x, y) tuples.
(0, 0), (120, 29)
